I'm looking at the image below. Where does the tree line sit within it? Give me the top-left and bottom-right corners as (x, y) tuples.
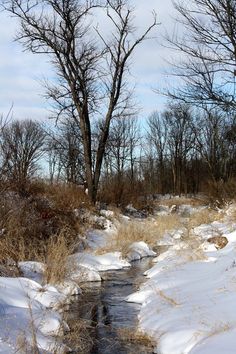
(1, 101), (236, 204)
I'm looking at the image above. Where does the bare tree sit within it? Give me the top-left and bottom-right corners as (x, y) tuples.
(163, 103), (195, 195)
(102, 116), (139, 203)
(0, 119), (45, 192)
(4, 0), (157, 202)
(166, 0), (236, 109)
(193, 107), (232, 182)
(105, 117), (139, 175)
(46, 119), (85, 184)
(147, 111), (169, 194)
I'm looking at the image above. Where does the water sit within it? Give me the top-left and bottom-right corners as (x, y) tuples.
(66, 258), (154, 354)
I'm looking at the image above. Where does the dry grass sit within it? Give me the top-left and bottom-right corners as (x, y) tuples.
(157, 196), (206, 207)
(97, 214), (181, 256)
(0, 195), (47, 263)
(205, 179), (236, 207)
(98, 204), (224, 260)
(178, 207), (226, 260)
(16, 298), (40, 354)
(153, 214), (182, 238)
(0, 181), (88, 267)
(188, 208), (223, 229)
(156, 288), (180, 306)
(43, 228), (75, 285)
(46, 183), (91, 211)
(117, 328), (155, 349)
(63, 317), (93, 354)
(206, 321), (232, 338)
(96, 221), (155, 256)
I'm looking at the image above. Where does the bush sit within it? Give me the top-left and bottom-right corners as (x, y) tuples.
(98, 175), (154, 211)
(0, 181), (89, 264)
(205, 178), (236, 207)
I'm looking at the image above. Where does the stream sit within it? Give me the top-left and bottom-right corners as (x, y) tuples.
(66, 258), (154, 354)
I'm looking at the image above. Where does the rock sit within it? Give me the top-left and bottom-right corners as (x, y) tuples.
(207, 236), (228, 249)
(170, 204), (178, 213)
(124, 204), (147, 218)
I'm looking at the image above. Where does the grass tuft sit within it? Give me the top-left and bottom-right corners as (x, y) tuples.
(43, 228), (75, 285)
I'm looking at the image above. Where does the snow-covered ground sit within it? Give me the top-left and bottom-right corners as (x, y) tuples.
(2, 202), (236, 353)
(0, 208), (156, 352)
(0, 276), (71, 353)
(127, 205), (236, 354)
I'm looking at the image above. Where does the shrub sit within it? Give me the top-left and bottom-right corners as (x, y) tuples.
(0, 181), (87, 265)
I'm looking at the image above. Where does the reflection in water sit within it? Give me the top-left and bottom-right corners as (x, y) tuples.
(67, 258), (154, 354)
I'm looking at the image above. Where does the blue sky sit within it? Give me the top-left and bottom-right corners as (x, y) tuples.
(0, 1), (177, 122)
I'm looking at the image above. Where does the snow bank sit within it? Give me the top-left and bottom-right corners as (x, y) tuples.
(70, 251), (131, 272)
(0, 277), (67, 353)
(18, 261), (45, 283)
(127, 222), (236, 354)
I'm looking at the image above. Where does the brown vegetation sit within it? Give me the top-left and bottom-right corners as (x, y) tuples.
(97, 214), (181, 256)
(117, 328), (155, 351)
(0, 182), (90, 271)
(43, 228), (75, 285)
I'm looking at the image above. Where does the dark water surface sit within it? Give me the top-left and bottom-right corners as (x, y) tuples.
(67, 258), (154, 354)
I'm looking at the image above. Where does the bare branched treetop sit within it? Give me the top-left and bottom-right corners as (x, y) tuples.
(165, 0), (236, 110)
(3, 0), (158, 202)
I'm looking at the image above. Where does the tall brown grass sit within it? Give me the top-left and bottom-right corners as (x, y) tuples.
(43, 228), (75, 285)
(117, 328), (155, 351)
(45, 183), (91, 211)
(187, 208), (223, 229)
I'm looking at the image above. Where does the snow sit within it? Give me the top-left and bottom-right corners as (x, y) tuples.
(1, 209), (156, 352)
(18, 261), (45, 283)
(86, 229), (113, 250)
(19, 262), (82, 295)
(5, 202), (236, 353)
(126, 214), (236, 354)
(100, 209), (114, 218)
(70, 251), (131, 272)
(157, 229), (185, 246)
(0, 277), (67, 353)
(53, 280), (81, 296)
(70, 264), (102, 282)
(126, 241), (156, 261)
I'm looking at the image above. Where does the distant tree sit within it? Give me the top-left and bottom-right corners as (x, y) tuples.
(147, 111), (169, 194)
(194, 107), (232, 182)
(164, 103), (195, 195)
(47, 119), (85, 184)
(4, 0), (157, 202)
(102, 116), (140, 204)
(0, 120), (45, 193)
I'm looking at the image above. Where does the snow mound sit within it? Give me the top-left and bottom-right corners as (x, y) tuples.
(70, 265), (102, 282)
(0, 277), (67, 353)
(126, 241), (156, 261)
(70, 251), (131, 272)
